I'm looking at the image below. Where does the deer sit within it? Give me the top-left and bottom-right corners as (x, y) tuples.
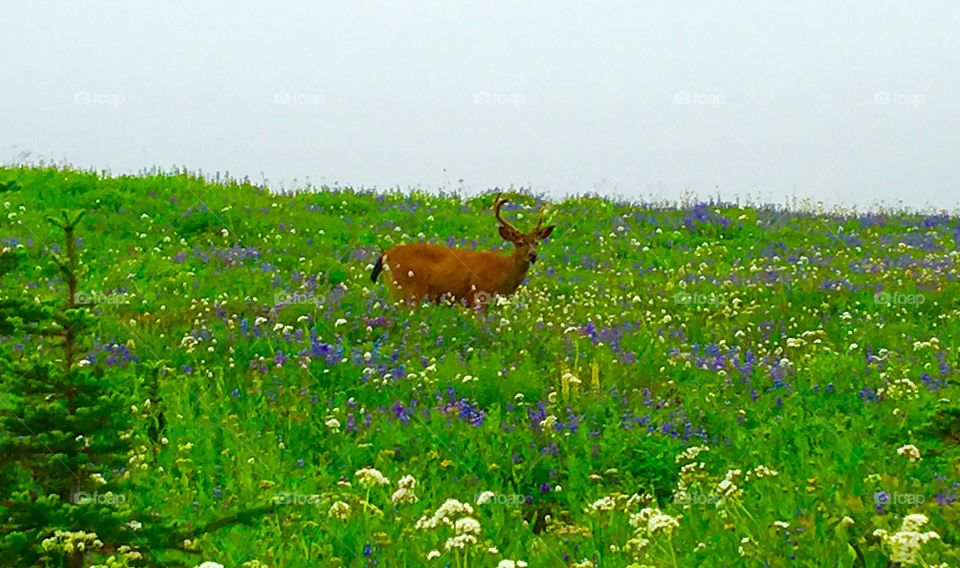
(370, 194), (555, 307)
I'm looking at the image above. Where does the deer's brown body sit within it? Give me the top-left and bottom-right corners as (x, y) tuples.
(371, 195), (555, 307)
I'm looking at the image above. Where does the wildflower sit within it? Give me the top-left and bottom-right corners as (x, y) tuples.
(195, 564), (225, 568)
(416, 498), (475, 529)
(355, 467), (390, 488)
(454, 517), (482, 535)
(444, 533), (477, 550)
(746, 465), (779, 480)
(426, 550), (441, 560)
(328, 501), (351, 520)
(897, 444), (921, 462)
(587, 495), (617, 513)
(396, 474), (417, 489)
(324, 418), (341, 432)
(497, 561), (528, 568)
(475, 491), (496, 505)
(675, 445), (709, 463)
(874, 514), (940, 565)
(391, 475), (419, 504)
(629, 507), (681, 536)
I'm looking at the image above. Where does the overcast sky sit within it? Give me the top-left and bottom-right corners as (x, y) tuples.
(3, 2), (958, 210)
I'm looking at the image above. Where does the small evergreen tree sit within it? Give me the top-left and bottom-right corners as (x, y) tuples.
(0, 211), (144, 567)
(1, 212), (272, 567)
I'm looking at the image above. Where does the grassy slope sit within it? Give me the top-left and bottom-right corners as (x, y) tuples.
(1, 165), (958, 567)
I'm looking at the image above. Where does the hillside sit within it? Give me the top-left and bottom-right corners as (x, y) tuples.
(1, 165), (958, 567)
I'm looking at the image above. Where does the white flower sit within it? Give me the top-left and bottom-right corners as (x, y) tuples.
(324, 418), (341, 432)
(444, 533), (477, 550)
(497, 561), (528, 568)
(328, 501), (351, 520)
(475, 491), (496, 505)
(675, 445), (709, 463)
(747, 465), (779, 479)
(902, 514), (929, 532)
(454, 517), (481, 535)
(355, 467), (390, 488)
(629, 507), (681, 536)
(587, 495), (617, 513)
(416, 498), (475, 529)
(391, 486), (418, 504)
(195, 563), (224, 568)
(874, 514), (940, 565)
(426, 550), (441, 560)
(896, 444), (921, 462)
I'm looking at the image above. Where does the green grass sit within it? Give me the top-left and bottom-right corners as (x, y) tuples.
(1, 165), (958, 567)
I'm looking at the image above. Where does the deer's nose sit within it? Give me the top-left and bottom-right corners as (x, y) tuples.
(529, 252), (538, 264)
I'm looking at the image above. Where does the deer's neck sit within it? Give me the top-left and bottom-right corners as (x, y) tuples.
(500, 250), (531, 292)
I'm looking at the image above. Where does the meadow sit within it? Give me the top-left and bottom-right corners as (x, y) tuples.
(0, 165), (958, 567)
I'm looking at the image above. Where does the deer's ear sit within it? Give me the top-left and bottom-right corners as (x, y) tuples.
(537, 225), (555, 240)
(499, 225), (520, 241)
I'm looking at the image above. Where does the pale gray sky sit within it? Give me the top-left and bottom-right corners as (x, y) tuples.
(3, 2), (958, 210)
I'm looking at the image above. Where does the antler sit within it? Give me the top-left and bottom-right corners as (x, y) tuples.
(533, 206), (545, 230)
(493, 193), (521, 233)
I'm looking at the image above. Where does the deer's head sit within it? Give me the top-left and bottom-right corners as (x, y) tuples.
(493, 194), (555, 265)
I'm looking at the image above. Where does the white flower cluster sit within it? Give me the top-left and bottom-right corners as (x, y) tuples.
(587, 495), (618, 513)
(896, 444), (921, 462)
(716, 469), (743, 504)
(873, 514), (940, 566)
(391, 474), (419, 504)
(41, 530), (103, 555)
(355, 467), (390, 488)
(445, 516), (482, 550)
(675, 445), (709, 463)
(625, 506), (682, 554)
(475, 491), (496, 505)
(745, 464), (780, 481)
(416, 498), (483, 556)
(416, 498), (475, 529)
(879, 378), (919, 401)
(629, 507), (682, 536)
(328, 500), (351, 520)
